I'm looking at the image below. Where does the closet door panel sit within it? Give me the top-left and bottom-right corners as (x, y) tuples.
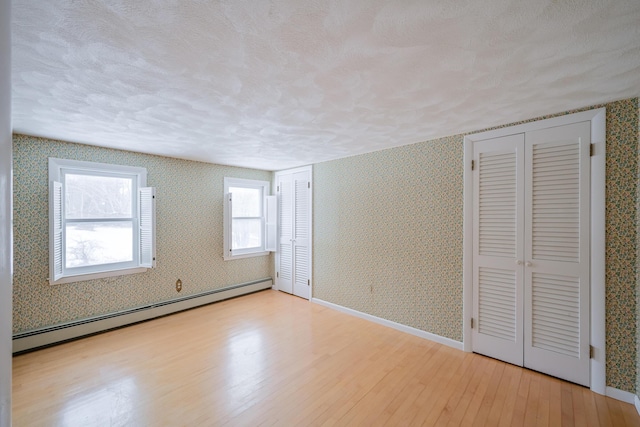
(292, 171), (311, 299)
(524, 121), (591, 387)
(472, 134), (525, 366)
(276, 174), (293, 294)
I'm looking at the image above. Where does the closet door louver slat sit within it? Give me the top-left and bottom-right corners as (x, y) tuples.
(478, 268), (516, 341)
(532, 144), (580, 262)
(478, 151), (517, 257)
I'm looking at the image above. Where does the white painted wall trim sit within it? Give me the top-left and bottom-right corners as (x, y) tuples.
(312, 298), (464, 351)
(635, 395), (640, 417)
(462, 107), (607, 395)
(13, 279), (272, 353)
(0, 0), (12, 424)
(605, 386), (637, 405)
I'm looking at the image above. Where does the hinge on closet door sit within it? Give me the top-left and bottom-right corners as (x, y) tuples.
(276, 272), (279, 278)
(277, 186), (279, 192)
(307, 279), (310, 286)
(590, 345), (594, 359)
(471, 160), (475, 171)
(590, 144), (595, 157)
(308, 182), (310, 189)
(471, 318), (474, 329)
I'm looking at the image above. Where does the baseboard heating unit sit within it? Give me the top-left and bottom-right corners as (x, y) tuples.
(13, 278), (273, 354)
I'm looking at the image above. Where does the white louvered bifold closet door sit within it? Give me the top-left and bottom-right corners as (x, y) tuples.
(292, 171), (311, 299)
(472, 133), (525, 366)
(276, 167), (312, 299)
(523, 121), (591, 387)
(277, 174), (294, 294)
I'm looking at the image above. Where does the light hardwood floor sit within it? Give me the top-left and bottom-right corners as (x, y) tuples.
(12, 290), (640, 426)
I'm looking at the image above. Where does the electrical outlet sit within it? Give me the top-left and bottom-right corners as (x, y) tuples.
(176, 279), (182, 292)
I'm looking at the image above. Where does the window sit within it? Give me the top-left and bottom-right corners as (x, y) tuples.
(223, 177), (276, 260)
(49, 158), (156, 284)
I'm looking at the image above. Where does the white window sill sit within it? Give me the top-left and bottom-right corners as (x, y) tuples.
(224, 251), (270, 261)
(50, 267), (148, 285)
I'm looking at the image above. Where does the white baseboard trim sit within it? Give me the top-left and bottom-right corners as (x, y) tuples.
(605, 386), (636, 404)
(311, 298), (463, 351)
(13, 278), (273, 353)
(635, 395), (640, 417)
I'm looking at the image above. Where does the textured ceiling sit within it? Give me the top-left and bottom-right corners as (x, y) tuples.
(11, 0), (640, 171)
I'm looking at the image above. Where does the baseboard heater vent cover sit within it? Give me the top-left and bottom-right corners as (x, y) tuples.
(13, 278), (272, 353)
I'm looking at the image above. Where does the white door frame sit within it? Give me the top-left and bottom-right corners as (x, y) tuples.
(462, 108), (606, 395)
(0, 0), (12, 422)
(274, 165), (313, 300)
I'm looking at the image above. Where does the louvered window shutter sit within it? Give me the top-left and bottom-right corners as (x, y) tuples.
(265, 195), (277, 252)
(49, 181), (64, 283)
(139, 187), (156, 268)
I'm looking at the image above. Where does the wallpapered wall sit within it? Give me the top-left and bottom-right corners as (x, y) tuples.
(313, 98), (639, 392)
(314, 136), (463, 340)
(12, 135), (272, 333)
(636, 100), (640, 397)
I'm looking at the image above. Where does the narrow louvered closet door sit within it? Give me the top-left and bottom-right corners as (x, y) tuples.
(292, 171), (311, 299)
(523, 122), (590, 386)
(472, 134), (525, 366)
(276, 174), (294, 294)
(275, 166), (312, 299)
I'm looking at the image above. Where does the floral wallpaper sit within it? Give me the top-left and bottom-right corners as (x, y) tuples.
(12, 135), (272, 333)
(313, 136), (464, 340)
(636, 99), (640, 398)
(313, 98), (639, 393)
(602, 98), (638, 393)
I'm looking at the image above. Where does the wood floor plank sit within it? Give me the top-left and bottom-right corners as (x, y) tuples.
(581, 386), (604, 427)
(523, 371), (542, 427)
(510, 367), (533, 426)
(12, 290), (640, 426)
(534, 372), (550, 427)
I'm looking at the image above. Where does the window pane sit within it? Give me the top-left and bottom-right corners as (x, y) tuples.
(231, 219), (262, 250)
(230, 187), (261, 217)
(65, 174), (133, 219)
(66, 222), (133, 268)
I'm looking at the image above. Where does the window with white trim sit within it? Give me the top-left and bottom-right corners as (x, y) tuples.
(223, 177), (276, 260)
(48, 158), (156, 285)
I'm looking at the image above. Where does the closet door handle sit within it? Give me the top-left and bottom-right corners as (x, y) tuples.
(515, 260), (523, 265)
(525, 261), (533, 267)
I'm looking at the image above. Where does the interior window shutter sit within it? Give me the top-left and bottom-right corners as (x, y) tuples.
(224, 192), (232, 259)
(265, 195), (277, 252)
(139, 187), (156, 268)
(49, 181), (64, 284)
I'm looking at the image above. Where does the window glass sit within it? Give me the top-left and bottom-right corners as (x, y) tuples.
(65, 174), (133, 219)
(229, 186), (261, 217)
(65, 222), (134, 268)
(231, 218), (262, 250)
